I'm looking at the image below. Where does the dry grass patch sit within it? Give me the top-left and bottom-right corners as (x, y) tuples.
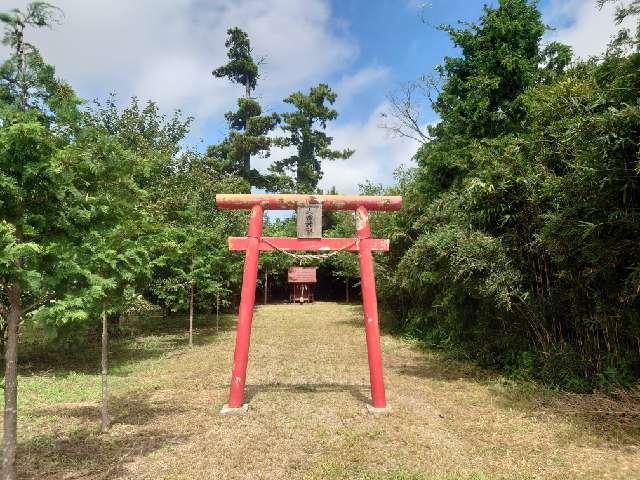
(4, 303), (640, 479)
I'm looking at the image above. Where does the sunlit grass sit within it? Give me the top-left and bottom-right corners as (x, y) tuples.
(2, 304), (638, 479)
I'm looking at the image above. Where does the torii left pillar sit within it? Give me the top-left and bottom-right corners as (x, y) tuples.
(222, 203), (263, 415)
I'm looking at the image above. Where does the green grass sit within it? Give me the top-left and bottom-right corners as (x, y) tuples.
(2, 312), (233, 412)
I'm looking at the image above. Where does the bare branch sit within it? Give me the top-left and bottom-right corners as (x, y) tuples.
(418, 2), (434, 24)
(379, 77), (439, 144)
(256, 55), (267, 67)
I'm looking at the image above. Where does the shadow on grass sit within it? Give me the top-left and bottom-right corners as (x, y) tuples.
(335, 304), (408, 333)
(391, 359), (498, 383)
(19, 392), (190, 480)
(244, 382), (371, 404)
(336, 306), (497, 383)
(490, 384), (640, 447)
(29, 391), (189, 426)
(16, 314), (237, 377)
(389, 334), (640, 446)
(381, 309), (640, 447)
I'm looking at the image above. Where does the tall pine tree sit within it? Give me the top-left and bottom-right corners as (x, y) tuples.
(209, 27), (279, 188)
(269, 84), (352, 193)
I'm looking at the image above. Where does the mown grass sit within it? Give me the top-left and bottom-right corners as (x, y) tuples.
(4, 311), (233, 414)
(2, 303), (639, 479)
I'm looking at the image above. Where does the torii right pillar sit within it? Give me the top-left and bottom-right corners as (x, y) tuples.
(356, 205), (387, 412)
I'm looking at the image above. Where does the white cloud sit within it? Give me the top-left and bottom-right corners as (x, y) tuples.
(253, 103), (420, 194)
(335, 66), (389, 106)
(320, 103), (420, 194)
(543, 0), (635, 58)
(2, 0), (357, 127)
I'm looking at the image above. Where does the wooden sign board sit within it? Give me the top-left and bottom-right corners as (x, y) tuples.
(288, 267), (317, 283)
(296, 204), (322, 238)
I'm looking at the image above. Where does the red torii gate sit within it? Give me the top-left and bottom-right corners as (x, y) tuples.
(216, 194), (402, 414)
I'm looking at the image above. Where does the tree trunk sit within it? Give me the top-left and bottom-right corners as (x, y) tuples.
(2, 285), (21, 480)
(241, 81), (252, 179)
(216, 294), (219, 333)
(346, 279), (349, 303)
(100, 310), (109, 433)
(16, 25), (27, 111)
(264, 267), (268, 305)
(189, 284), (194, 348)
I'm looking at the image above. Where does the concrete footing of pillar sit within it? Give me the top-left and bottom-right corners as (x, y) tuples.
(366, 404), (391, 415)
(220, 403), (249, 416)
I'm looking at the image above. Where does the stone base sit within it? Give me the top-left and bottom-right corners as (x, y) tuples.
(220, 403), (249, 416)
(366, 404), (391, 415)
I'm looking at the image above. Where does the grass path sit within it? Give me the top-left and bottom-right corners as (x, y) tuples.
(10, 302), (640, 479)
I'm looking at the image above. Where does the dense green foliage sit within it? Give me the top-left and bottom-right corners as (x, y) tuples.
(0, 23), (290, 348)
(375, 0), (640, 391)
(147, 152), (246, 315)
(269, 84), (353, 193)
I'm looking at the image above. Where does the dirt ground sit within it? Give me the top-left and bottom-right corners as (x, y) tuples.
(14, 302), (640, 479)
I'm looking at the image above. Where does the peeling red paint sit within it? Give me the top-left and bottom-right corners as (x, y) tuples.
(216, 194), (402, 211)
(356, 206), (387, 408)
(227, 204), (262, 408)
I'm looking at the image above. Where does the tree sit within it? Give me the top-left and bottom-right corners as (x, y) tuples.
(380, 0), (640, 390)
(42, 121), (155, 433)
(148, 153), (245, 344)
(19, 94), (194, 439)
(380, 76), (435, 144)
(212, 27), (258, 98)
(85, 97), (196, 427)
(269, 84), (353, 193)
(209, 27), (279, 188)
(433, 0), (545, 139)
(0, 3), (85, 478)
(0, 2), (64, 111)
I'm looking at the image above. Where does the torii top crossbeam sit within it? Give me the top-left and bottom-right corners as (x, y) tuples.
(216, 193), (402, 211)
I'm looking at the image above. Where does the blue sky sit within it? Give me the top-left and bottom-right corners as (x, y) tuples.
(1, 0), (627, 193)
(329, 0), (487, 124)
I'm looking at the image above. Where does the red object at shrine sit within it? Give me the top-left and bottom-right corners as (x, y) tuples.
(217, 193), (402, 414)
(288, 266), (317, 283)
(288, 267), (317, 303)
